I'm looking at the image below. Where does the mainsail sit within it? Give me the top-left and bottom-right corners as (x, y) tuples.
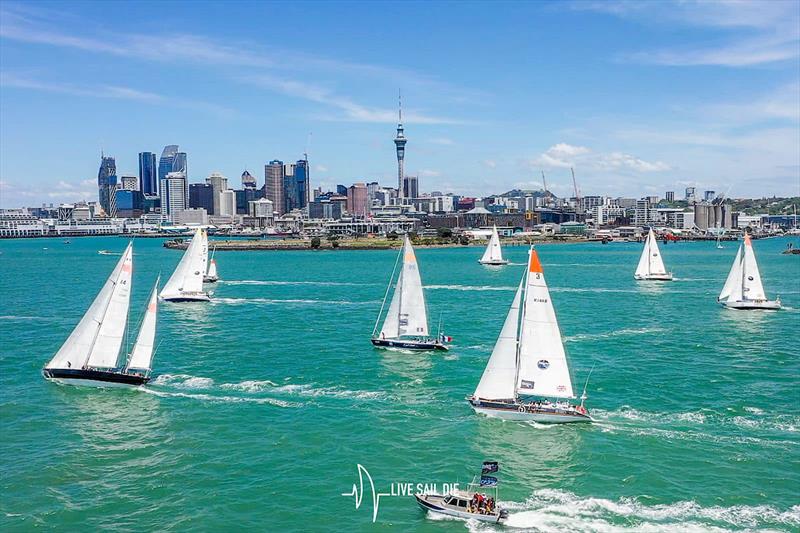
(741, 234), (767, 301)
(126, 277), (159, 372)
(480, 226), (505, 263)
(161, 227), (208, 299)
(516, 248), (575, 399)
(635, 229), (668, 277)
(45, 243), (134, 371)
(473, 278), (523, 400)
(378, 235), (429, 338)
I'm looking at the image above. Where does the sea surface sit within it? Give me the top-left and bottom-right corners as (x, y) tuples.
(1, 236), (799, 532)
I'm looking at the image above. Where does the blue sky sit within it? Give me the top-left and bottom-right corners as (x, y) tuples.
(0, 0), (798, 207)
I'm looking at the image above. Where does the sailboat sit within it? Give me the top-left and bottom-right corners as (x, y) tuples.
(204, 247), (219, 283)
(634, 229), (673, 281)
(42, 243), (160, 387)
(718, 233), (781, 310)
(478, 226), (509, 266)
(371, 234), (449, 351)
(467, 247), (591, 423)
(160, 227), (210, 301)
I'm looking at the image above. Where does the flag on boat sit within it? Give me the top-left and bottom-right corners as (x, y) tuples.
(439, 333), (453, 343)
(480, 475), (498, 487)
(481, 461), (499, 474)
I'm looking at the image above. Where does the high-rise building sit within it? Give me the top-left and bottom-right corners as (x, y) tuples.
(241, 170), (257, 189)
(115, 189), (144, 218)
(347, 183), (369, 217)
(685, 186), (696, 202)
(120, 176), (138, 190)
(174, 152), (187, 174)
(157, 145), (187, 196)
(97, 154), (118, 217)
(205, 172), (229, 216)
(264, 160), (285, 215)
(294, 158), (310, 209)
(138, 152), (157, 195)
(189, 183), (214, 214)
(402, 176), (419, 199)
(394, 94), (407, 197)
(336, 184), (348, 196)
(665, 191), (675, 203)
(704, 190), (716, 202)
(218, 189), (236, 217)
(235, 188), (263, 215)
(283, 162), (299, 212)
(160, 171), (188, 219)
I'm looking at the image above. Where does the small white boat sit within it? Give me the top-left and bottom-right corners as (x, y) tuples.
(204, 247), (219, 283)
(371, 235), (448, 351)
(160, 227), (210, 302)
(478, 225), (509, 266)
(634, 229), (673, 281)
(43, 243), (160, 387)
(467, 246), (591, 423)
(718, 234), (781, 310)
(415, 461), (509, 524)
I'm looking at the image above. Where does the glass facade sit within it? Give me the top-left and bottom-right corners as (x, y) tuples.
(189, 183), (214, 214)
(138, 152), (157, 196)
(115, 189), (144, 218)
(294, 159), (309, 209)
(97, 156), (117, 216)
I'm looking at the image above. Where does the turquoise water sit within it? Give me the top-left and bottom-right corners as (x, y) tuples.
(1, 236), (798, 532)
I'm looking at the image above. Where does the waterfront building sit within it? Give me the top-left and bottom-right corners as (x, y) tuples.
(205, 172), (229, 216)
(264, 160), (285, 215)
(634, 199), (652, 227)
(0, 212), (47, 238)
(241, 169), (257, 189)
(120, 176), (138, 191)
(402, 176), (419, 200)
(189, 183), (214, 214)
(324, 217), (418, 236)
(249, 197), (275, 218)
(138, 152), (158, 195)
(174, 208), (208, 225)
(593, 205), (626, 226)
(394, 96), (407, 197)
(115, 189), (145, 218)
(347, 183), (369, 217)
(665, 191), (675, 203)
(97, 154), (117, 217)
(160, 171), (188, 219)
(694, 200), (735, 231)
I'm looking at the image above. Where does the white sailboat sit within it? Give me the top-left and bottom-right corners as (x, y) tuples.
(718, 234), (781, 310)
(467, 246), (591, 423)
(160, 227), (210, 301)
(371, 234), (449, 351)
(478, 226), (509, 266)
(634, 229), (673, 281)
(42, 243), (160, 387)
(204, 247), (219, 283)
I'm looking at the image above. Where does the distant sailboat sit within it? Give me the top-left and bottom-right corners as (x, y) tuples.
(478, 226), (509, 266)
(634, 229), (673, 281)
(204, 247), (219, 283)
(42, 243), (160, 387)
(371, 234), (449, 351)
(467, 247), (591, 423)
(718, 234), (781, 310)
(160, 227), (210, 302)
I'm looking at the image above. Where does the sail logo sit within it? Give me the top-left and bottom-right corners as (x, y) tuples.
(342, 464), (458, 523)
(537, 359), (550, 369)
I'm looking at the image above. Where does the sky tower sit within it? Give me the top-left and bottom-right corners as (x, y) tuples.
(394, 91), (407, 198)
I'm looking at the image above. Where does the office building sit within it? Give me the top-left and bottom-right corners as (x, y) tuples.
(402, 176), (419, 200)
(336, 184), (348, 196)
(160, 171), (188, 218)
(115, 189), (145, 218)
(283, 162), (299, 212)
(120, 176), (138, 191)
(205, 172), (229, 216)
(189, 183), (214, 214)
(241, 169), (257, 189)
(704, 190), (716, 202)
(158, 145), (186, 196)
(97, 154), (117, 217)
(235, 188), (263, 215)
(218, 189), (236, 217)
(347, 183), (369, 217)
(665, 191), (675, 203)
(264, 160), (285, 215)
(309, 199), (343, 220)
(685, 186), (696, 202)
(294, 158), (310, 209)
(138, 152), (157, 195)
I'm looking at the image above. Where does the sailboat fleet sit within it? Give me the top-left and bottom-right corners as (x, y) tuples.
(43, 227), (782, 426)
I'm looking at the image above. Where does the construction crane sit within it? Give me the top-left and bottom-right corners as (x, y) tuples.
(571, 167), (581, 209)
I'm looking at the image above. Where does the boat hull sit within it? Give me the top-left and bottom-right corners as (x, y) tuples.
(371, 338), (449, 351)
(634, 274), (673, 281)
(720, 299), (781, 310)
(478, 260), (509, 266)
(43, 368), (149, 388)
(160, 292), (211, 302)
(203, 277), (218, 283)
(415, 494), (507, 524)
(468, 398), (591, 423)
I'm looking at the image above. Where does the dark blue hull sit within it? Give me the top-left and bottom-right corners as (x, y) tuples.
(371, 338), (449, 351)
(43, 368), (149, 386)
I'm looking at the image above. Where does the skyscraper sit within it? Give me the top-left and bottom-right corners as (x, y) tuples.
(283, 162), (298, 212)
(264, 160), (285, 215)
(347, 183), (369, 217)
(120, 176), (138, 190)
(138, 152), (157, 195)
(295, 158), (310, 209)
(189, 183), (214, 214)
(665, 191), (675, 203)
(241, 170), (257, 189)
(160, 171), (188, 218)
(403, 176), (419, 199)
(394, 93), (407, 197)
(97, 154), (117, 217)
(205, 172), (229, 216)
(158, 145), (187, 196)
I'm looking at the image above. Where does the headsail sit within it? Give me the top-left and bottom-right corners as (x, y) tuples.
(480, 226), (505, 263)
(636, 229), (667, 277)
(473, 278), (523, 400)
(516, 248), (575, 399)
(126, 277), (159, 372)
(45, 243), (134, 371)
(161, 227), (208, 298)
(741, 234), (767, 301)
(719, 244), (743, 302)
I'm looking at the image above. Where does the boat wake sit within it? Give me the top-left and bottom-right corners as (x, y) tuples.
(139, 387), (299, 408)
(550, 287), (638, 293)
(485, 488), (800, 532)
(425, 284), (516, 291)
(211, 297), (377, 306)
(564, 327), (667, 342)
(221, 279), (372, 287)
(0, 315), (47, 321)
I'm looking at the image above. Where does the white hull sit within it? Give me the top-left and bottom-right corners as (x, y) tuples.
(471, 405), (591, 423)
(46, 377), (142, 389)
(479, 259), (510, 266)
(634, 273), (673, 281)
(720, 299), (781, 310)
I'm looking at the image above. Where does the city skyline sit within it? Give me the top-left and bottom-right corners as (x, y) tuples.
(1, 1), (799, 207)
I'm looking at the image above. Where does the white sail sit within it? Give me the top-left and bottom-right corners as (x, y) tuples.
(516, 248), (575, 399)
(207, 259), (218, 279)
(473, 278), (523, 400)
(160, 227), (208, 298)
(126, 277), (159, 372)
(635, 230), (667, 277)
(741, 234), (767, 301)
(379, 269), (402, 338)
(719, 245), (743, 302)
(397, 235), (429, 337)
(45, 243), (133, 371)
(480, 226), (505, 263)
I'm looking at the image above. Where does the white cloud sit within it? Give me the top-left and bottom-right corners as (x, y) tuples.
(314, 164), (329, 173)
(427, 137), (455, 146)
(532, 143), (591, 168)
(598, 152), (670, 172)
(482, 159), (497, 169)
(531, 143), (670, 174)
(419, 169), (441, 177)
